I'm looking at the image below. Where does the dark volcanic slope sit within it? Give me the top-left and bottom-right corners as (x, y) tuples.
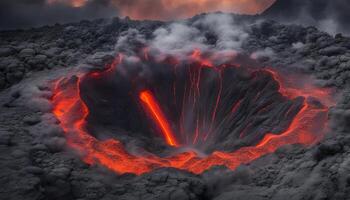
(0, 14), (350, 200)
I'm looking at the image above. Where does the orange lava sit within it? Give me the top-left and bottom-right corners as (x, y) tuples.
(51, 54), (334, 175)
(140, 90), (179, 147)
(190, 49), (213, 67)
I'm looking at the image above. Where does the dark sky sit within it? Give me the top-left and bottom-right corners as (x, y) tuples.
(0, 0), (117, 30)
(1, 0), (350, 35)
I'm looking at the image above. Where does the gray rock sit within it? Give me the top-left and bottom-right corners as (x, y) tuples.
(64, 26), (77, 33)
(170, 189), (189, 200)
(27, 98), (52, 113)
(19, 177), (42, 194)
(49, 167), (71, 179)
(44, 47), (62, 57)
(23, 115), (41, 125)
(86, 52), (115, 67)
(44, 137), (66, 153)
(24, 166), (44, 175)
(329, 109), (350, 132)
(214, 186), (267, 200)
(34, 54), (47, 63)
(149, 173), (168, 183)
(0, 47), (16, 57)
(0, 131), (13, 146)
(0, 57), (22, 71)
(19, 48), (35, 58)
(11, 149), (26, 158)
(0, 74), (6, 89)
(314, 140), (343, 161)
(44, 169), (72, 199)
(30, 144), (48, 152)
(6, 71), (24, 84)
(319, 46), (346, 56)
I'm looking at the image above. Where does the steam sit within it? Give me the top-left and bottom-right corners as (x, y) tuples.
(250, 47), (275, 60)
(116, 13), (251, 65)
(151, 23), (207, 56)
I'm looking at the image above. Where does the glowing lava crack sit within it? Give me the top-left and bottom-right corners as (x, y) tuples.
(140, 90), (179, 147)
(51, 53), (335, 175)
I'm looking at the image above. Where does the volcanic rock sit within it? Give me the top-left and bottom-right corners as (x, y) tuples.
(23, 115), (41, 126)
(24, 166), (44, 175)
(314, 140), (344, 161)
(0, 47), (16, 57)
(33, 54), (47, 63)
(11, 149), (27, 158)
(19, 48), (36, 58)
(86, 51), (115, 67)
(0, 131), (13, 146)
(44, 137), (66, 153)
(170, 189), (189, 200)
(0, 74), (5, 89)
(44, 47), (62, 57)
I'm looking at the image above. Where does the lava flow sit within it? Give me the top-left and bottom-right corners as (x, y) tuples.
(140, 90), (179, 147)
(51, 51), (335, 175)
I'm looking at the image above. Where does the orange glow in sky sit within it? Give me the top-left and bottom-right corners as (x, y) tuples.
(113, 0), (275, 20)
(46, 0), (276, 20)
(46, 0), (87, 8)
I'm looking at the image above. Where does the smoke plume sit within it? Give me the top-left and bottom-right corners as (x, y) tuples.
(115, 13), (251, 65)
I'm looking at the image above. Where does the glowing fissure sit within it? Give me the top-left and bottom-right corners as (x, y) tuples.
(51, 51), (334, 175)
(140, 90), (179, 147)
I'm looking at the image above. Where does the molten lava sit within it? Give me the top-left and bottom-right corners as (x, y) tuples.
(51, 51), (335, 175)
(140, 90), (179, 147)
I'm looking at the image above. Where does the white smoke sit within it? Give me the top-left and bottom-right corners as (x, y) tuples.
(151, 23), (208, 56)
(115, 13), (251, 64)
(250, 47), (275, 60)
(193, 13), (249, 51)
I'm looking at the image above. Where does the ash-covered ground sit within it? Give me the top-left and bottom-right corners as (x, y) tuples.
(0, 13), (350, 200)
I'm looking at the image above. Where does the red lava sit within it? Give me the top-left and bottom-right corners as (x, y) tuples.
(140, 90), (179, 147)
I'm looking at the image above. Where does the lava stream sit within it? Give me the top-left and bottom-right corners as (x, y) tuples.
(140, 90), (179, 147)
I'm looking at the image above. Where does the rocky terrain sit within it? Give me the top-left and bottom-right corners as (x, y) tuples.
(0, 13), (350, 200)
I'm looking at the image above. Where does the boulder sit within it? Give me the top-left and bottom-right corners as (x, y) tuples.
(0, 47), (16, 57)
(86, 52), (115, 67)
(19, 48), (35, 58)
(23, 115), (41, 126)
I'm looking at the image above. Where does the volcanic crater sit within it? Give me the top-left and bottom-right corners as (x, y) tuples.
(51, 51), (333, 175)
